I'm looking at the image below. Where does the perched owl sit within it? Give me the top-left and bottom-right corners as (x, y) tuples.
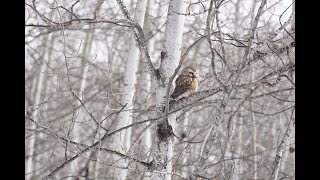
(170, 66), (199, 100)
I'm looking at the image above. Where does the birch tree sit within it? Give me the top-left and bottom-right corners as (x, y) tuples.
(25, 0), (295, 179)
(150, 0), (187, 179)
(249, 1), (258, 178)
(66, 25), (95, 179)
(25, 33), (52, 180)
(140, 0), (155, 178)
(109, 0), (148, 179)
(271, 107), (295, 180)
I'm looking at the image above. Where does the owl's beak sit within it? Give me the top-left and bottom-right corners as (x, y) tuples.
(194, 71), (199, 78)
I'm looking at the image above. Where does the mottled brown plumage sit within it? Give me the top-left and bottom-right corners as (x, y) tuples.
(170, 67), (199, 99)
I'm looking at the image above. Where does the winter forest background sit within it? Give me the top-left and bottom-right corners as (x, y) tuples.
(25, 0), (295, 179)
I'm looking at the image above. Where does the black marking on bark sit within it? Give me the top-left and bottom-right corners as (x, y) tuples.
(156, 123), (173, 141)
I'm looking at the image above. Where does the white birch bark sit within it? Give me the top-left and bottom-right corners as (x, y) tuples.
(272, 116), (278, 148)
(292, 0), (295, 31)
(109, 0), (148, 179)
(232, 112), (243, 180)
(279, 108), (294, 175)
(151, 0), (187, 179)
(68, 26), (95, 179)
(290, 127), (295, 174)
(181, 111), (189, 178)
(140, 66), (152, 180)
(271, 108), (295, 180)
(25, 33), (52, 180)
(34, 36), (55, 179)
(224, 106), (237, 180)
(230, 1), (243, 179)
(279, 142), (289, 174)
(142, 0), (153, 156)
(144, 0), (155, 62)
(225, 92), (252, 180)
(141, 0), (154, 178)
(250, 67), (257, 179)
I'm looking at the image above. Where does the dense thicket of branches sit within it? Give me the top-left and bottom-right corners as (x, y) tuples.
(25, 0), (295, 179)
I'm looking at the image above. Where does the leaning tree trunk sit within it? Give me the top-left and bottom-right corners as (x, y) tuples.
(109, 0), (148, 179)
(151, 0), (187, 179)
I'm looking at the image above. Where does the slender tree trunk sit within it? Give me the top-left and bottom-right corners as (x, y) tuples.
(141, 0), (154, 178)
(250, 67), (257, 179)
(140, 65), (152, 180)
(92, 1), (111, 176)
(249, 1), (258, 178)
(226, 92), (251, 180)
(109, 0), (148, 179)
(181, 111), (189, 178)
(25, 33), (52, 180)
(140, 0), (154, 156)
(231, 1), (243, 179)
(232, 112), (243, 180)
(291, 126), (295, 174)
(280, 141), (289, 174)
(271, 108), (295, 180)
(34, 35), (55, 179)
(68, 26), (95, 179)
(151, 0), (187, 179)
(291, 0), (295, 31)
(224, 106), (237, 180)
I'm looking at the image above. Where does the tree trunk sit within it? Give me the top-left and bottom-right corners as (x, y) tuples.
(68, 25), (95, 179)
(250, 67), (257, 179)
(248, 1), (258, 178)
(151, 0), (187, 179)
(232, 112), (244, 180)
(141, 0), (154, 178)
(181, 111), (189, 178)
(271, 108), (295, 180)
(230, 1), (243, 179)
(25, 33), (52, 180)
(109, 0), (148, 179)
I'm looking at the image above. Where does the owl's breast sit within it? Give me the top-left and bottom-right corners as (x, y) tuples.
(191, 77), (199, 92)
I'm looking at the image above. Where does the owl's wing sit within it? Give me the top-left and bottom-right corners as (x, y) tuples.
(170, 75), (192, 99)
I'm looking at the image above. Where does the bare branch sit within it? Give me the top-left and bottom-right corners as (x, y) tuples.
(115, 0), (160, 83)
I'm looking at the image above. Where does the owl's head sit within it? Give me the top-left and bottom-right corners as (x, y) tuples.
(181, 66), (198, 78)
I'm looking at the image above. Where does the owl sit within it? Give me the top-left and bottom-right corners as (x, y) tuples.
(170, 66), (199, 100)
